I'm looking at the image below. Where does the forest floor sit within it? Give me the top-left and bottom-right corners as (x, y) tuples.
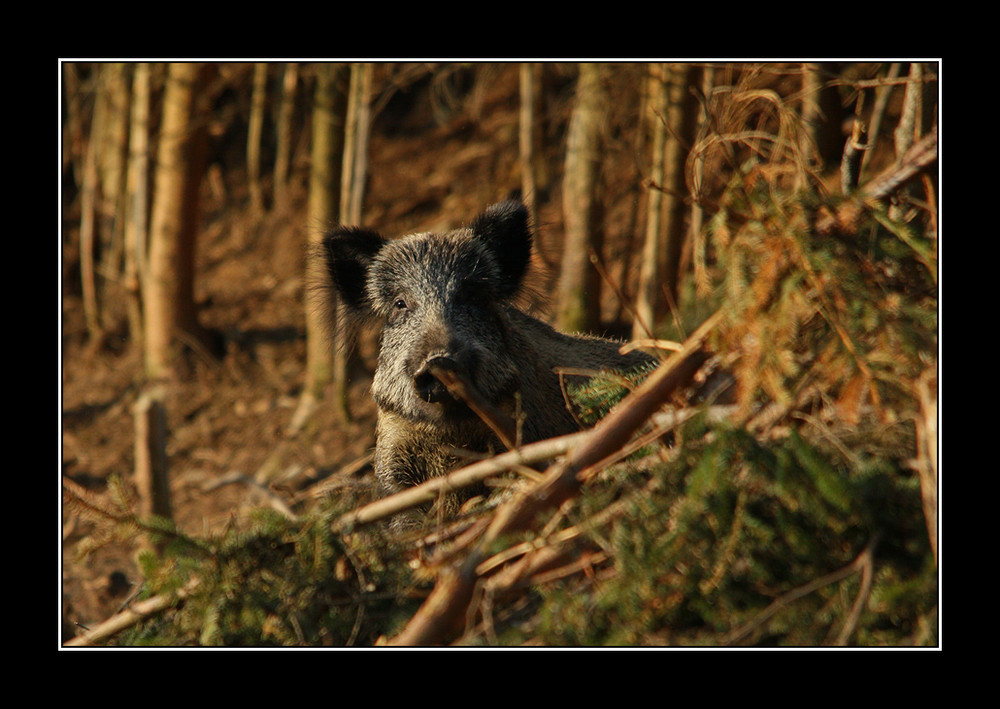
(60, 65), (634, 641)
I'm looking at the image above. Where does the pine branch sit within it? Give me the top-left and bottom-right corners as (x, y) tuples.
(722, 534), (880, 645)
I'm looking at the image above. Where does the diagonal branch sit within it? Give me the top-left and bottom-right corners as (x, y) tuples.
(386, 310), (722, 646)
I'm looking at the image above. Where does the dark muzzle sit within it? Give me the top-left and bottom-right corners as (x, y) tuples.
(414, 355), (465, 404)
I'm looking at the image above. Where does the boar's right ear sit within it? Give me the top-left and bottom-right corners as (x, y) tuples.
(321, 226), (387, 313)
(469, 199), (532, 300)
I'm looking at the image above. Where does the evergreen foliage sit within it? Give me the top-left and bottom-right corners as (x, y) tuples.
(517, 417), (935, 646)
(567, 359), (660, 426)
(118, 502), (425, 646)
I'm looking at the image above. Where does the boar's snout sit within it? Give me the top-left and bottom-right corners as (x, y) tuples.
(414, 355), (466, 405)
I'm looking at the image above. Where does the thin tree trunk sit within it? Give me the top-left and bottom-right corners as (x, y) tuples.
(144, 62), (212, 380)
(273, 62), (298, 210)
(124, 62), (151, 348)
(247, 62), (268, 212)
(518, 62), (542, 221)
(557, 62), (607, 334)
(690, 63), (715, 298)
(894, 62), (923, 161)
(134, 385), (172, 552)
(633, 63), (668, 340)
(802, 62), (845, 170)
(341, 62), (372, 225)
(291, 63), (349, 433)
(861, 63), (901, 175)
(660, 63), (699, 319)
(97, 63), (132, 329)
(891, 62), (927, 222)
(333, 62), (373, 418)
(79, 66), (106, 342)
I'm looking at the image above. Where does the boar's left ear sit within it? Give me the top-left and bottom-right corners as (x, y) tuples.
(469, 199), (532, 300)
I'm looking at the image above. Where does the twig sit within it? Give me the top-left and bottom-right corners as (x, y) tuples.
(620, 338), (684, 354)
(723, 534), (880, 645)
(204, 472), (299, 522)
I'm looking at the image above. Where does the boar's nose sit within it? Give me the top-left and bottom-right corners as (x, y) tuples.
(414, 355), (465, 404)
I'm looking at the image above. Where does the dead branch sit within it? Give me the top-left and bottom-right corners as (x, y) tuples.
(203, 472), (300, 522)
(63, 577), (201, 647)
(429, 361), (518, 449)
(386, 310), (722, 646)
(333, 429), (591, 532)
(817, 131), (937, 236)
(722, 534), (880, 645)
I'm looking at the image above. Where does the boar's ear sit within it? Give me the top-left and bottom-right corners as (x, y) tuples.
(469, 199), (532, 300)
(321, 226), (387, 313)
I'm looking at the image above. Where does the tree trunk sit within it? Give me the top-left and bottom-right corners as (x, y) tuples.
(633, 63), (668, 340)
(557, 62), (607, 334)
(690, 63), (716, 298)
(144, 62), (213, 380)
(247, 62), (268, 212)
(292, 63), (349, 432)
(519, 62), (543, 222)
(79, 65), (107, 342)
(333, 62), (373, 418)
(660, 63), (700, 317)
(124, 62), (151, 347)
(341, 62), (373, 225)
(802, 62), (845, 171)
(98, 63), (132, 307)
(273, 62), (299, 210)
(134, 385), (172, 552)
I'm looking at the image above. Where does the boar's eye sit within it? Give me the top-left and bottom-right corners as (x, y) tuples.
(393, 298), (408, 310)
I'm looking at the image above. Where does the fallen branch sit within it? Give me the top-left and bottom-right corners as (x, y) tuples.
(387, 310), (722, 645)
(333, 430), (591, 532)
(63, 577), (200, 647)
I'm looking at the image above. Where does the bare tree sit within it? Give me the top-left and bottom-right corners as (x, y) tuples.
(143, 62), (213, 380)
(660, 64), (700, 320)
(557, 62), (608, 334)
(634, 63), (700, 335)
(519, 62), (544, 222)
(123, 62), (151, 347)
(273, 62), (299, 210)
(291, 63), (349, 432)
(247, 62), (268, 212)
(332, 62), (373, 419)
(340, 62), (373, 225)
(802, 62), (845, 171)
(78, 75), (103, 342)
(633, 63), (668, 340)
